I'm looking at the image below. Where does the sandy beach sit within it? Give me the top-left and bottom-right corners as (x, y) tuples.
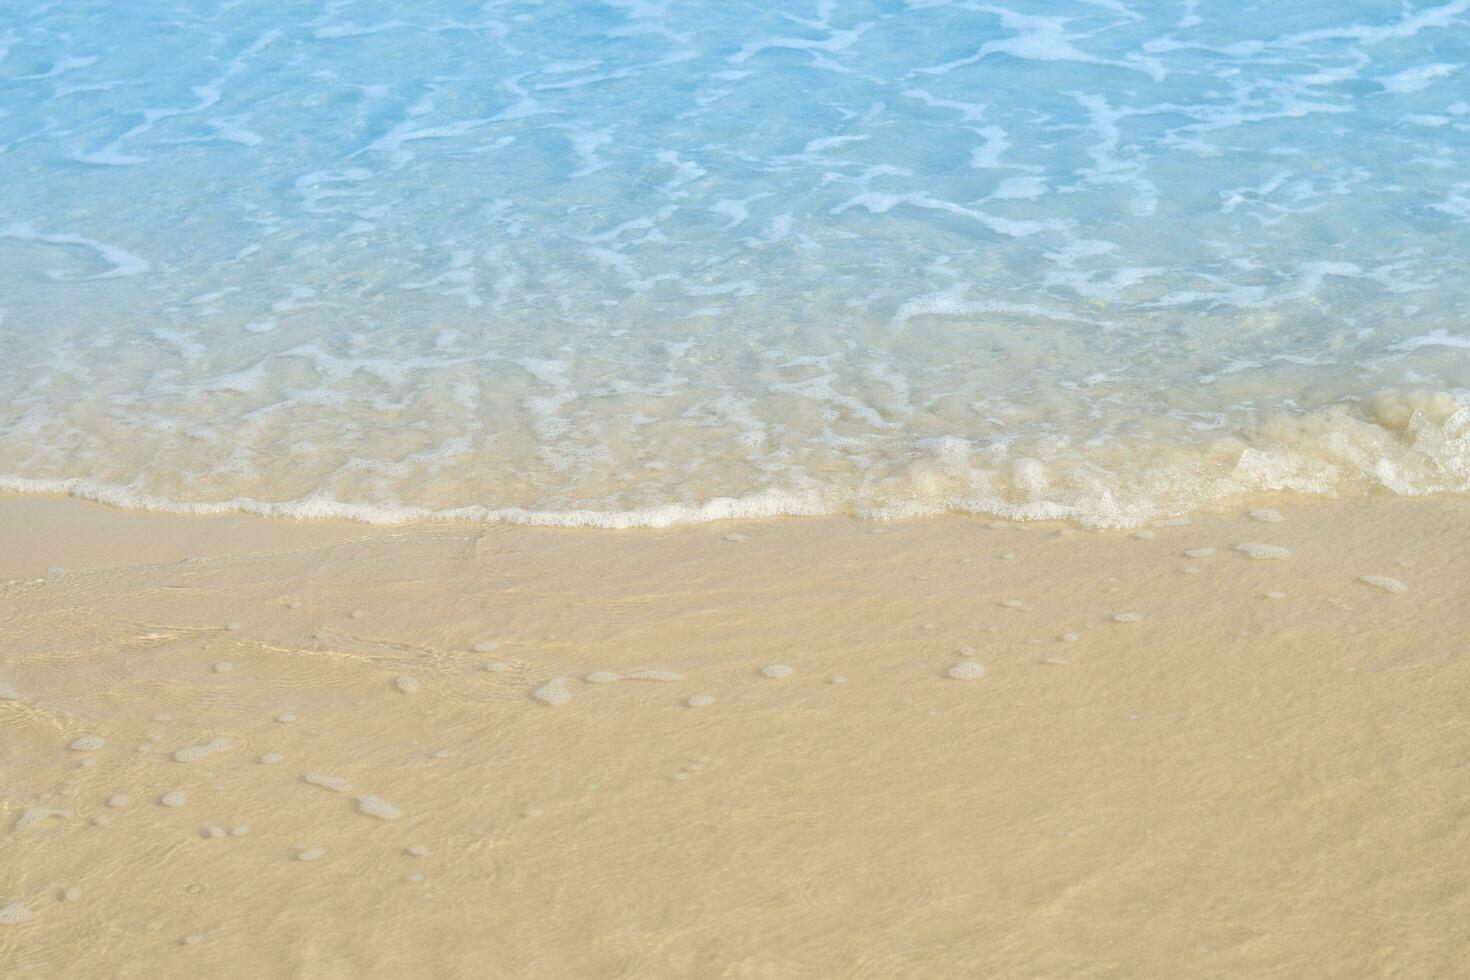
(3, 493), (1467, 977)
(7, 0), (1470, 975)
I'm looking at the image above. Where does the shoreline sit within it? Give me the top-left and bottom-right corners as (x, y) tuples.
(3, 491), (1469, 976)
(6, 383), (1470, 533)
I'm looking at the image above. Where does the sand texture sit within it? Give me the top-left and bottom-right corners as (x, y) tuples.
(2, 495), (1469, 978)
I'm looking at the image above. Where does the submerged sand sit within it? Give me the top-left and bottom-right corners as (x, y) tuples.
(1, 494), (1468, 978)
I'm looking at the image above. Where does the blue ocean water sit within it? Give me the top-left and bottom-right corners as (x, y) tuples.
(1, 0), (1468, 526)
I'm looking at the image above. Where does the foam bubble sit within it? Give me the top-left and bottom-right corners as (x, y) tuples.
(1183, 548), (1215, 558)
(1358, 575), (1408, 594)
(1235, 543), (1291, 560)
(204, 825), (226, 839)
(160, 789), (187, 807)
(1249, 509), (1285, 524)
(296, 846), (326, 861)
(1134, 529), (1156, 540)
(356, 794), (402, 820)
(532, 676), (573, 705)
(106, 794), (130, 808)
(394, 675), (420, 694)
(0, 902), (34, 925)
(304, 772), (353, 793)
(760, 664), (794, 678)
(259, 752), (284, 765)
(829, 675), (848, 684)
(68, 735), (104, 752)
(276, 713), (297, 723)
(686, 695), (716, 707)
(485, 662), (511, 672)
(471, 641), (500, 653)
(1060, 632), (1080, 642)
(182, 934), (204, 945)
(15, 806), (69, 831)
(947, 661), (986, 679)
(213, 661), (233, 673)
(63, 887), (81, 903)
(232, 825), (250, 836)
(584, 671), (621, 683)
(173, 737), (231, 763)
(406, 844), (431, 857)
(1112, 612), (1144, 623)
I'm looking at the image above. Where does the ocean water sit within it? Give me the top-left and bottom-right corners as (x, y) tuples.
(1, 0), (1468, 527)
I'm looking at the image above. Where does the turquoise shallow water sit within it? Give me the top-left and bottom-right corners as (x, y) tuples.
(1, 0), (1468, 526)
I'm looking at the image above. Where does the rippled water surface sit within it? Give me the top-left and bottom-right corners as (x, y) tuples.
(2, 0), (1468, 525)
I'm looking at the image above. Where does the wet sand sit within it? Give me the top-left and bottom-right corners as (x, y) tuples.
(2, 494), (1468, 978)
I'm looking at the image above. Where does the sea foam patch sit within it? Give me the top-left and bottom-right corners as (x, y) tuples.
(0, 901), (34, 925)
(304, 773), (353, 793)
(1358, 575), (1409, 594)
(625, 669), (685, 682)
(1235, 543), (1292, 560)
(356, 795), (403, 821)
(532, 677), (573, 706)
(173, 737), (231, 763)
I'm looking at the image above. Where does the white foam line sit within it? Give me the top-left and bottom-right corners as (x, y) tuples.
(0, 475), (835, 529)
(1280, 0), (1470, 46)
(1, 465), (1467, 531)
(1390, 330), (1470, 351)
(0, 222), (149, 279)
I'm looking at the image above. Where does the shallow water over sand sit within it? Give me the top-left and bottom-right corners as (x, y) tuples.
(2, 495), (1469, 976)
(2, 1), (1469, 525)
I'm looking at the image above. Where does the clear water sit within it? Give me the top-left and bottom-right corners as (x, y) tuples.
(2, 0), (1468, 527)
